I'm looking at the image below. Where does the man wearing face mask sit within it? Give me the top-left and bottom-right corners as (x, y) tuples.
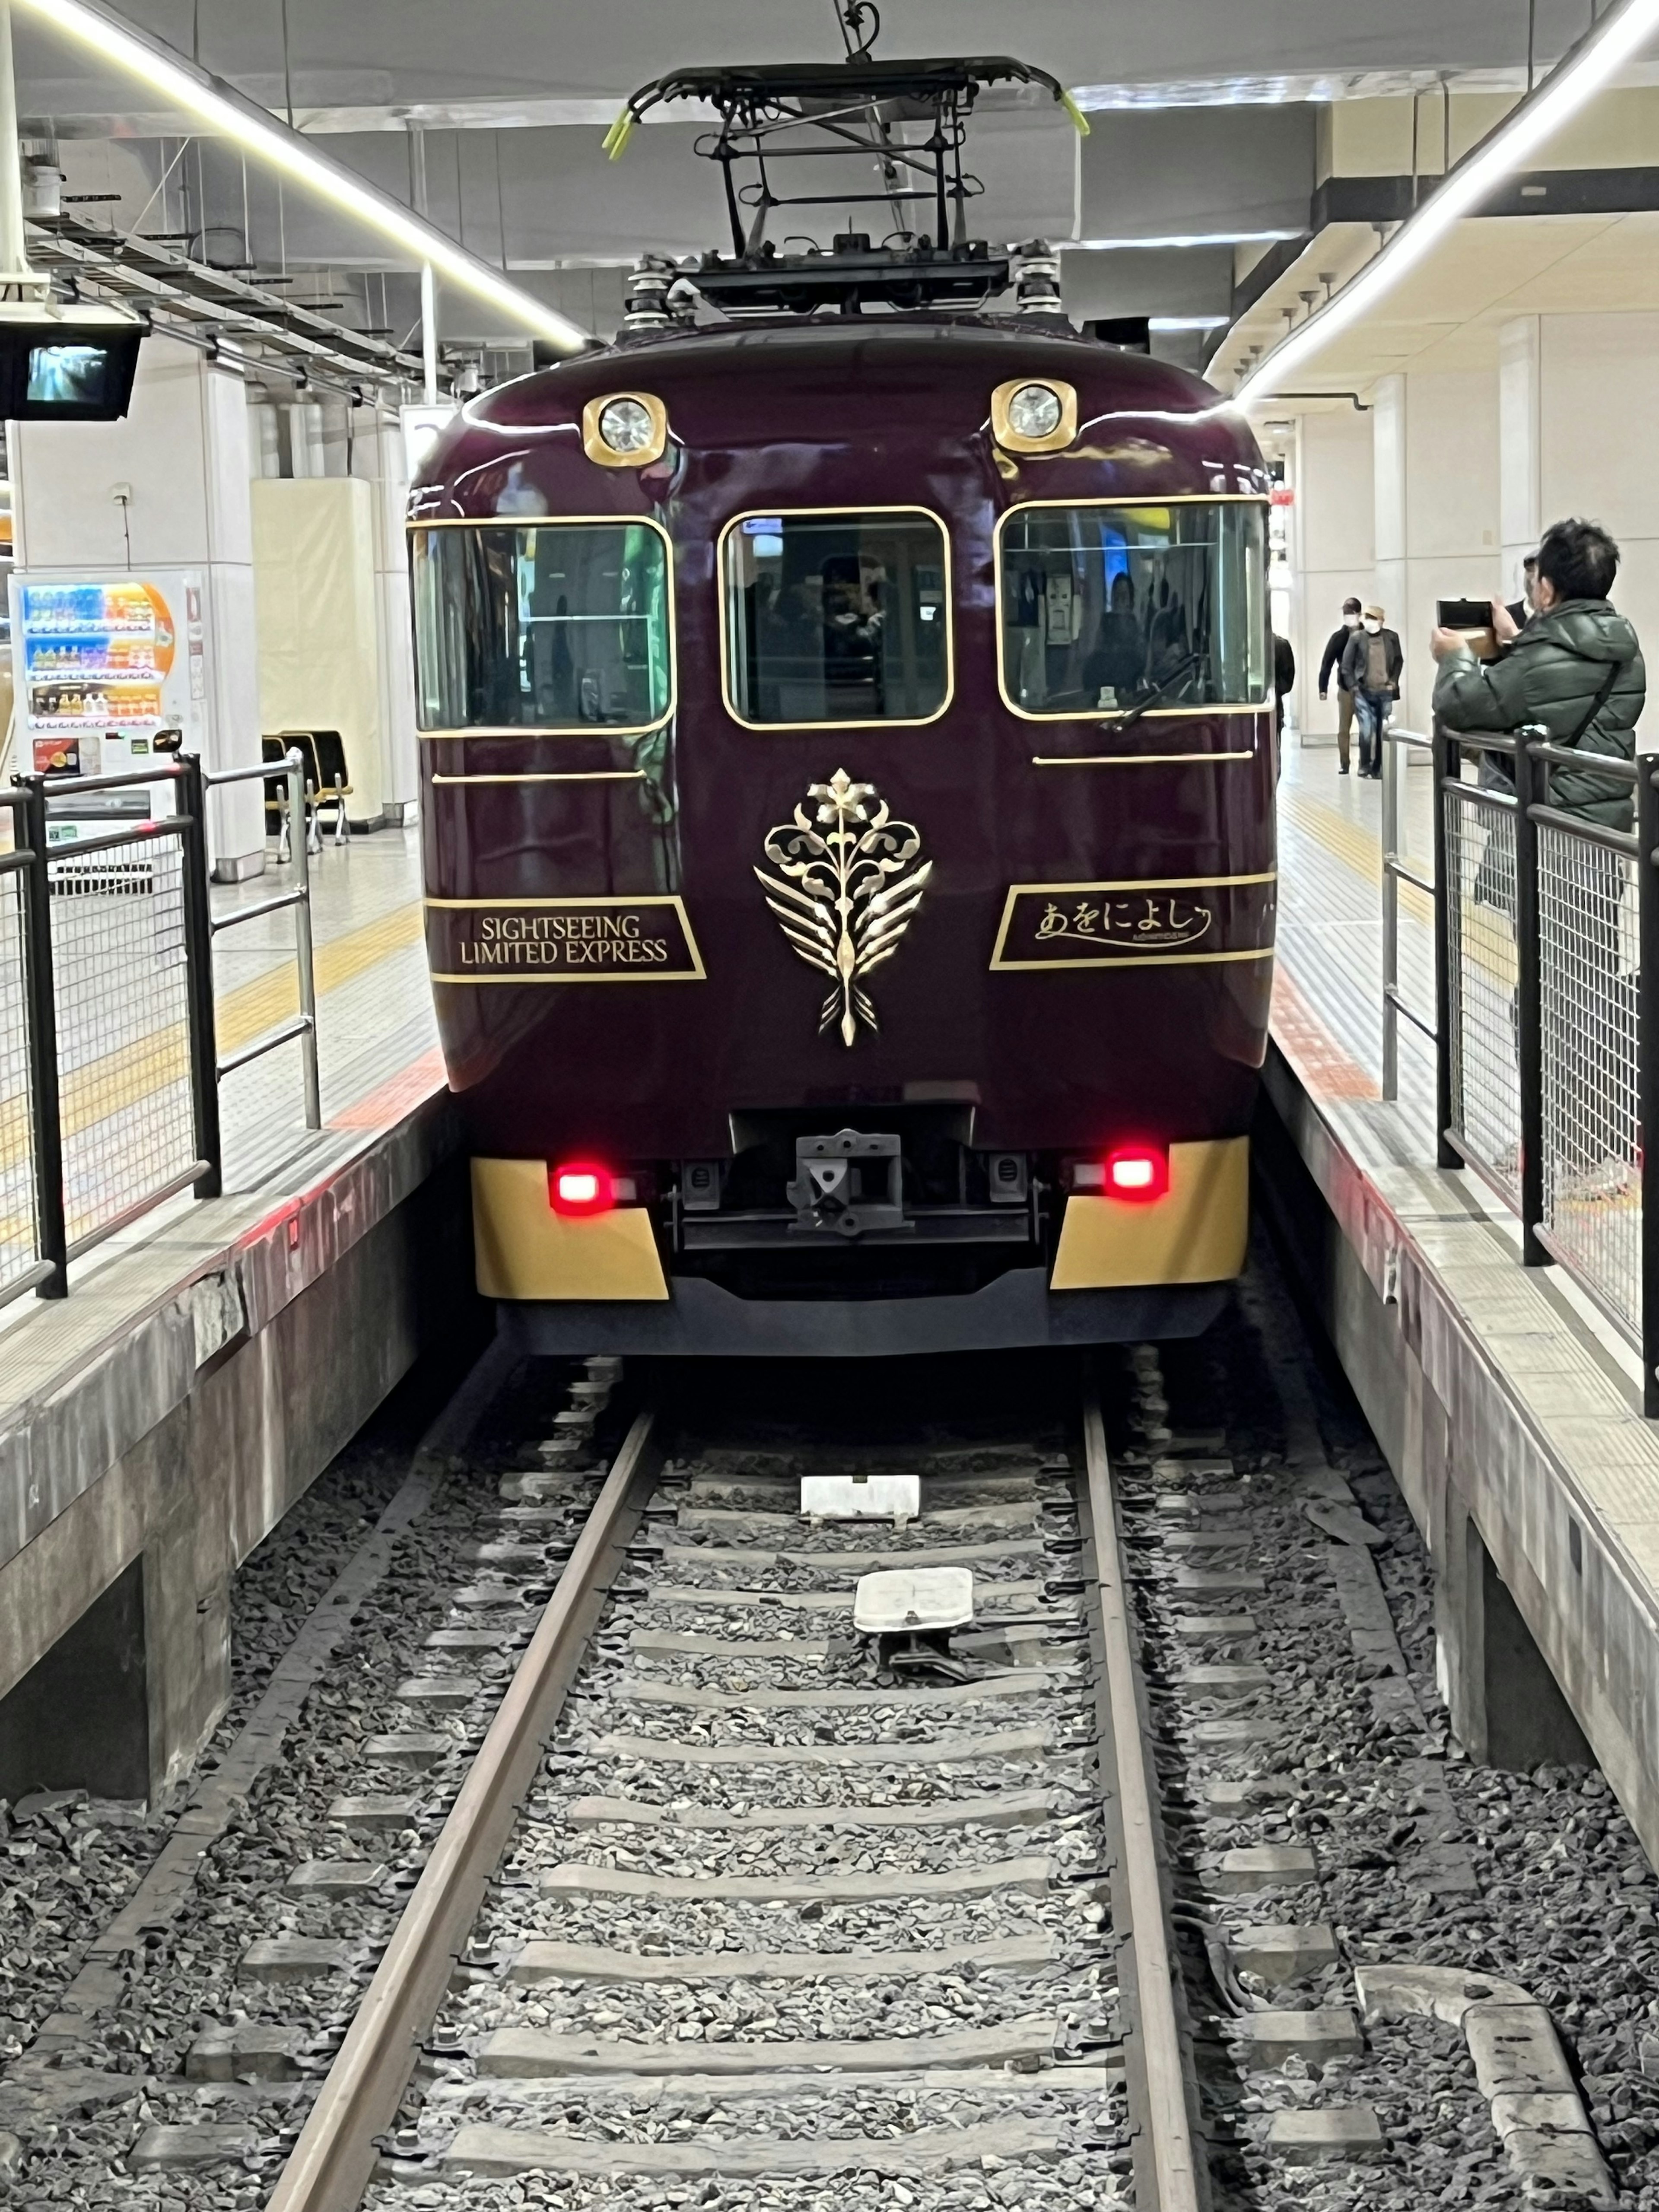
(1316, 597), (1363, 774)
(1339, 604), (1403, 778)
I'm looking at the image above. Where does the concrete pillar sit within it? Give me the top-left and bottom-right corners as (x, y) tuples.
(1498, 315), (1541, 604)
(1535, 311), (1659, 680)
(354, 409), (419, 823)
(10, 334), (265, 877)
(1438, 1491), (1594, 1770)
(286, 399), (325, 479)
(1363, 369), (1500, 732)
(1291, 404), (1374, 742)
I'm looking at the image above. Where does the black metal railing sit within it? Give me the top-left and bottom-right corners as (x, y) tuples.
(1401, 724), (1659, 1413)
(0, 751), (317, 1308)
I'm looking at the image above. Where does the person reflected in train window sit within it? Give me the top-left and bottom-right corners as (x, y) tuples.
(1082, 571), (1144, 704)
(1341, 604), (1402, 778)
(1149, 574), (1190, 683)
(822, 557), (885, 712)
(1318, 597), (1362, 773)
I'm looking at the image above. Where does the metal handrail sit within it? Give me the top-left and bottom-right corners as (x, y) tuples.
(1380, 723), (1436, 1102)
(204, 748), (321, 1131)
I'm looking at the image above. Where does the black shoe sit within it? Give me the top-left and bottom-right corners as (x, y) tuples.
(1339, 764), (1351, 775)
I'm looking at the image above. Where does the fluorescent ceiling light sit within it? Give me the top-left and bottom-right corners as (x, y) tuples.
(1234, 0), (1659, 406)
(1148, 315), (1229, 331)
(11, 0), (589, 356)
(1070, 230), (1303, 253)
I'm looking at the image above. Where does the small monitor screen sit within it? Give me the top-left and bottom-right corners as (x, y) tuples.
(27, 343), (113, 408)
(0, 323), (143, 420)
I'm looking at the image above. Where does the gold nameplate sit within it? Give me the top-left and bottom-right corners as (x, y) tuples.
(990, 872), (1275, 971)
(427, 896), (706, 984)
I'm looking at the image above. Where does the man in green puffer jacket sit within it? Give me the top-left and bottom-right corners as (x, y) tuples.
(1429, 515), (1644, 826)
(1430, 516), (1646, 1201)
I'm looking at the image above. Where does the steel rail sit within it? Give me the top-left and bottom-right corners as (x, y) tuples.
(1082, 1391), (1206, 2212)
(264, 1404), (661, 2212)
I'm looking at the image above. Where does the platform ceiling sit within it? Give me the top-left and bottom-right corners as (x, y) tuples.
(7, 0), (1642, 356)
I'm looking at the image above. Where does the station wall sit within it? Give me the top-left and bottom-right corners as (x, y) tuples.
(1288, 311), (1659, 746)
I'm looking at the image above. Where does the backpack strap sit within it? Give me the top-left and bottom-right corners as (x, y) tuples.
(1562, 655), (1621, 748)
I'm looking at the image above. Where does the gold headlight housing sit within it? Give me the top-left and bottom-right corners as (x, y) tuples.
(991, 378), (1077, 455)
(582, 391), (668, 467)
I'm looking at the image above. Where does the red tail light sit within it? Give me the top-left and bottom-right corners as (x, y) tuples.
(1104, 1144), (1169, 1201)
(549, 1161), (615, 1217)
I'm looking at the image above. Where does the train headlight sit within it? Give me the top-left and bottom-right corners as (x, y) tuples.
(990, 376), (1078, 455)
(1008, 383), (1062, 439)
(582, 390), (668, 467)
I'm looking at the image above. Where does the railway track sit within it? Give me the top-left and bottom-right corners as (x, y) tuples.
(12, 1287), (1655, 2208)
(269, 1357), (1198, 2212)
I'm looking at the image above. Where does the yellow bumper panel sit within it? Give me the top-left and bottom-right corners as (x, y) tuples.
(1050, 1136), (1249, 1291)
(471, 1158), (670, 1301)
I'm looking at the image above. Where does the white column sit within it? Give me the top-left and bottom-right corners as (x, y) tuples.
(1499, 315), (1541, 602)
(1536, 311), (1659, 696)
(10, 334), (264, 876)
(1292, 404), (1375, 741)
(354, 409), (418, 823)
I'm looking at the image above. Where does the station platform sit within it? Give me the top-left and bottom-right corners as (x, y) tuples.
(1265, 735), (1659, 1866)
(0, 830), (474, 1805)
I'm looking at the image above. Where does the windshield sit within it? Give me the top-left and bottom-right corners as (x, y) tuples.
(412, 521), (672, 734)
(723, 510), (950, 726)
(998, 501), (1268, 718)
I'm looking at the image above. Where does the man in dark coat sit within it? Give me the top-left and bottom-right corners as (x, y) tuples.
(1316, 596), (1362, 772)
(1430, 516), (1643, 828)
(1340, 605), (1403, 778)
(1431, 516), (1646, 1198)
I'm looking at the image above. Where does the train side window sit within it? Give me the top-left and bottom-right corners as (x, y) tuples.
(721, 508), (951, 728)
(996, 500), (1269, 721)
(410, 519), (674, 737)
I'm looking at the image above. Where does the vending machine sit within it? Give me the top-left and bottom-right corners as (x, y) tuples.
(10, 569), (208, 861)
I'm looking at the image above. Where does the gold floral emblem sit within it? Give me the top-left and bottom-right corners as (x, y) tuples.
(755, 768), (932, 1046)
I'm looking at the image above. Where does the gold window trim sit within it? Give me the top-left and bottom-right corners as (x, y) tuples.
(993, 493), (1273, 727)
(410, 512), (677, 741)
(582, 390), (669, 469)
(426, 893), (706, 984)
(989, 871), (1276, 972)
(989, 377), (1079, 455)
(716, 503), (955, 733)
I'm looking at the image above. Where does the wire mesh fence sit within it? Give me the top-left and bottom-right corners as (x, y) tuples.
(0, 849), (38, 1304)
(48, 830), (200, 1253)
(1537, 827), (1641, 1337)
(1443, 783), (1521, 1207)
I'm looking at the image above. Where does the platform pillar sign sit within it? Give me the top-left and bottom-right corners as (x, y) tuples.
(8, 568), (206, 849)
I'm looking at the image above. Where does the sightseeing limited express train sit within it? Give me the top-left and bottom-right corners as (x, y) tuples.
(408, 314), (1278, 1357)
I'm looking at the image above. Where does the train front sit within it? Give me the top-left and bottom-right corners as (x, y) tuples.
(409, 302), (1276, 1357)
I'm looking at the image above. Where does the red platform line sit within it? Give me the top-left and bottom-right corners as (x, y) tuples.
(1270, 966), (1379, 1103)
(329, 1048), (450, 1130)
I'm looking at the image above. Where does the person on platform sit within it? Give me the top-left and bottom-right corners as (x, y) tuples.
(1432, 517), (1645, 1197)
(1272, 631), (1295, 754)
(1431, 518), (1643, 827)
(1316, 596), (1362, 773)
(1501, 553), (1539, 636)
(1340, 604), (1402, 778)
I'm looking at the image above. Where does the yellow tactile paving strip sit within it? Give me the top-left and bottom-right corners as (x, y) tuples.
(0, 900), (425, 1178)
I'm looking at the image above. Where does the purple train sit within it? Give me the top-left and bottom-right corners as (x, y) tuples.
(409, 63), (1277, 1356)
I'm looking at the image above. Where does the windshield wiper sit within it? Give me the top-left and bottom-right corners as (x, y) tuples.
(1096, 651), (1203, 735)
